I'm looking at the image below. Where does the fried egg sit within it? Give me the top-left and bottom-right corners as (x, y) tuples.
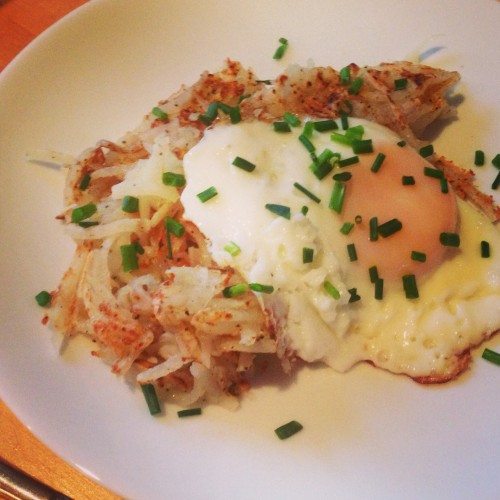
(181, 118), (500, 381)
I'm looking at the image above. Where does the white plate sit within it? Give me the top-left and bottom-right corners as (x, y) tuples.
(1, 1), (499, 498)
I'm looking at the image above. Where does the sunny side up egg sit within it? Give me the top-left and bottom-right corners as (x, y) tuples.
(181, 118), (500, 381)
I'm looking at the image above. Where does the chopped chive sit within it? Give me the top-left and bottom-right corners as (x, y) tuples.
(339, 111), (349, 130)
(166, 230), (173, 260)
(348, 77), (364, 95)
(329, 181), (346, 214)
(199, 115), (214, 126)
(440, 232), (460, 247)
(340, 221), (355, 235)
(332, 128), (365, 148)
(324, 281), (341, 299)
(216, 102), (233, 113)
(440, 178), (449, 193)
(218, 101), (238, 119)
(331, 132), (353, 146)
(232, 156), (256, 172)
(403, 274), (419, 299)
(265, 203), (291, 219)
(78, 173), (91, 191)
(301, 205), (309, 215)
(71, 203), (97, 223)
(223, 284), (248, 298)
(273, 121), (292, 133)
(164, 216), (185, 237)
(162, 172), (186, 187)
(78, 221), (99, 228)
(35, 290), (51, 307)
(345, 125), (364, 140)
(397, 140), (407, 147)
(394, 78), (408, 90)
(299, 133), (316, 153)
(348, 287), (361, 303)
(310, 160), (334, 180)
(354, 215), (362, 224)
(333, 172), (352, 182)
(482, 348), (500, 366)
(411, 250), (427, 262)
(256, 79), (272, 85)
(293, 182), (321, 203)
(309, 149), (336, 180)
(303, 247), (314, 263)
(214, 101), (230, 113)
(233, 103), (249, 119)
(424, 166), (444, 179)
(122, 195), (139, 213)
(302, 121), (315, 138)
(402, 175), (415, 185)
(273, 37), (289, 60)
(378, 218), (402, 238)
(313, 120), (338, 132)
(347, 243), (358, 262)
(368, 265), (379, 283)
(152, 106), (169, 121)
(202, 102), (219, 122)
(419, 144), (434, 157)
(199, 102), (219, 126)
(276, 37), (288, 53)
(492, 171), (500, 190)
(222, 104), (241, 124)
(370, 152), (386, 172)
(132, 241), (145, 255)
(283, 112), (301, 127)
(120, 244), (139, 272)
(339, 65), (351, 85)
(481, 240), (490, 258)
(249, 283), (274, 294)
(474, 150), (485, 166)
(374, 278), (384, 300)
(274, 420), (303, 440)
(141, 384), (161, 416)
(493, 154), (500, 169)
(338, 156), (359, 168)
(369, 216), (378, 241)
(178, 408), (202, 418)
(217, 102), (241, 124)
(197, 186), (218, 203)
(224, 241), (241, 256)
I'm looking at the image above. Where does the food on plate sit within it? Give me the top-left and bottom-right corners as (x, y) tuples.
(39, 59), (500, 409)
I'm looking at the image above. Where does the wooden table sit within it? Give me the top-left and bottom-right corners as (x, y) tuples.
(1, 1), (120, 498)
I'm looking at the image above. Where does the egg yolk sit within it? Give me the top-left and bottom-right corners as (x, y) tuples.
(341, 142), (458, 280)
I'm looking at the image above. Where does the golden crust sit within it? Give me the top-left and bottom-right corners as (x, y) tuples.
(412, 353), (471, 384)
(434, 155), (500, 222)
(239, 60), (460, 148)
(413, 326), (499, 384)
